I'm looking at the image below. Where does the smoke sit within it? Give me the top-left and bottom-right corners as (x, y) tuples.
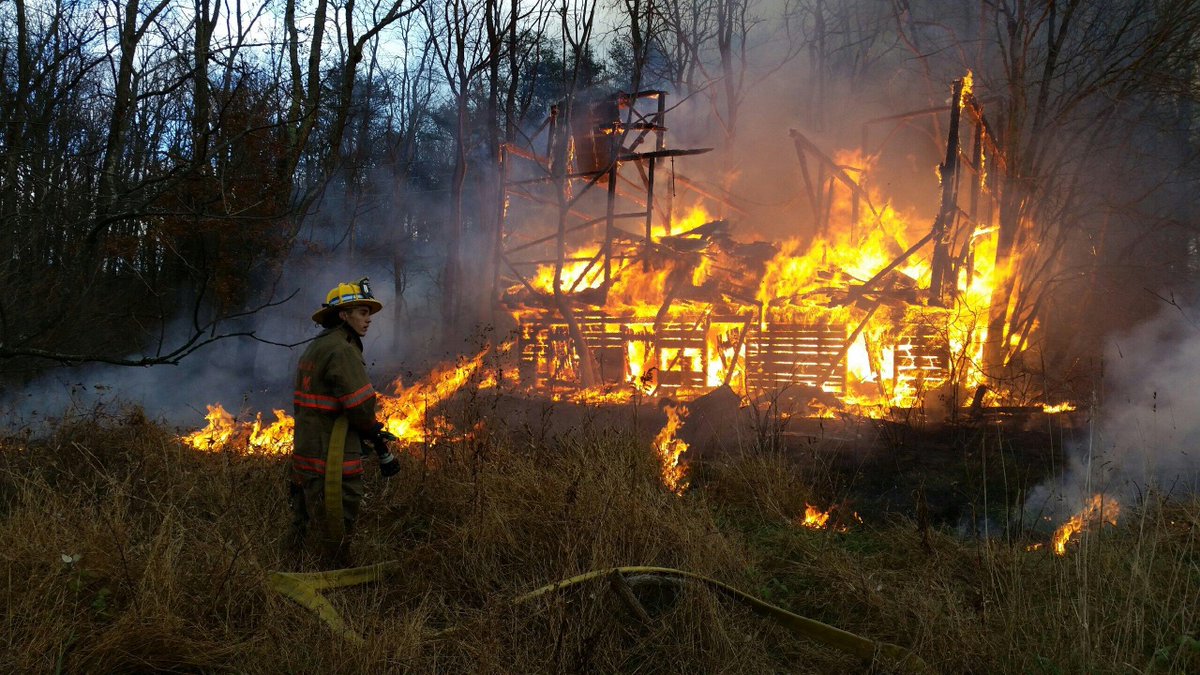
(1025, 301), (1200, 520)
(0, 235), (408, 433)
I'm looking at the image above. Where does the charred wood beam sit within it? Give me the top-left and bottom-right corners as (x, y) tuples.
(616, 124), (662, 155)
(929, 77), (965, 306)
(821, 178), (835, 235)
(502, 142), (550, 169)
(814, 303), (881, 391)
(793, 144), (823, 224)
(605, 122), (666, 133)
(789, 129), (880, 220)
(501, 253), (544, 301)
(959, 94), (1007, 175)
(618, 147), (710, 162)
(645, 93), (667, 255)
(668, 172), (750, 216)
(506, 185), (593, 222)
(504, 212), (644, 257)
(722, 312), (757, 388)
(605, 137), (619, 287)
(969, 122), (983, 223)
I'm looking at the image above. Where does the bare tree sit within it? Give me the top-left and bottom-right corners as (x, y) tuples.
(0, 0), (426, 369)
(423, 0), (511, 333)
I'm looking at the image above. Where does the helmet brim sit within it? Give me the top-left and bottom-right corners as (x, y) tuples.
(311, 298), (384, 325)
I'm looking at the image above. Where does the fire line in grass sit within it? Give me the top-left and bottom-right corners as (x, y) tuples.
(182, 345), (499, 454)
(1027, 494), (1120, 555)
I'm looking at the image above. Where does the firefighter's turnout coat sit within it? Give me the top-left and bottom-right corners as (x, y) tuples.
(290, 323), (383, 544)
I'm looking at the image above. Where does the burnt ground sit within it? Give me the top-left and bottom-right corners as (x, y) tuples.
(445, 385), (1086, 539)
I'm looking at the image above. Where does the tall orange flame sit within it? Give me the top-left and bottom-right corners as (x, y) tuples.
(654, 403), (689, 494)
(378, 345), (493, 443)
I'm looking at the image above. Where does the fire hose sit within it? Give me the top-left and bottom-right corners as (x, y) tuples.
(268, 564), (933, 674)
(323, 416), (349, 543)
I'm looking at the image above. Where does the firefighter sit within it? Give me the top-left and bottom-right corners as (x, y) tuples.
(289, 277), (400, 566)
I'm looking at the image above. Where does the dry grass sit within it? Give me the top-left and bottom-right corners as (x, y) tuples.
(1, 406), (1197, 673)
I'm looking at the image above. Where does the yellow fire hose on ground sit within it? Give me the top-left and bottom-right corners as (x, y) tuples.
(268, 563), (933, 673)
(269, 562), (402, 645)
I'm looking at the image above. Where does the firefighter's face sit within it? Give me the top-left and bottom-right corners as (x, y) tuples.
(340, 306), (372, 336)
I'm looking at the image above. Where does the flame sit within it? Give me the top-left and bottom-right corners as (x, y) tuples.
(248, 410), (294, 454)
(560, 386), (635, 405)
(752, 148), (1008, 408)
(705, 323), (747, 389)
(183, 346), (500, 454)
(796, 504), (861, 531)
(1042, 402), (1076, 414)
(662, 203), (715, 236)
(520, 204), (716, 318)
(801, 504), (831, 529)
(626, 326), (657, 393)
(512, 132), (1072, 414)
(183, 404), (240, 451)
(1051, 494), (1120, 556)
(654, 403), (689, 494)
(378, 345), (494, 443)
(182, 404), (294, 455)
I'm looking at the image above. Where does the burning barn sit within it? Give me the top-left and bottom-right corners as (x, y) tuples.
(504, 215), (957, 408)
(498, 76), (1022, 414)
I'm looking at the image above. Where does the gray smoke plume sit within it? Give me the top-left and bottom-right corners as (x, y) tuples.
(1025, 301), (1200, 521)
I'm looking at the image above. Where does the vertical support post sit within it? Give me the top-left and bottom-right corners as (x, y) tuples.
(966, 120), (983, 282)
(969, 119), (983, 223)
(929, 78), (964, 306)
(854, 125), (867, 242)
(604, 128), (618, 289)
(644, 92), (666, 270)
(815, 162), (827, 235)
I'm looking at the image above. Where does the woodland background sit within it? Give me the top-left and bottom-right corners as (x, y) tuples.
(3, 0), (1200, 388)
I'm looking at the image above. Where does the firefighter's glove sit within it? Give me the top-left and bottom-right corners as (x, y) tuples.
(378, 450), (401, 478)
(372, 428), (401, 478)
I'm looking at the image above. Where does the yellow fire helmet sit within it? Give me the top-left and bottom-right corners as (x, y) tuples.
(311, 277), (384, 326)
